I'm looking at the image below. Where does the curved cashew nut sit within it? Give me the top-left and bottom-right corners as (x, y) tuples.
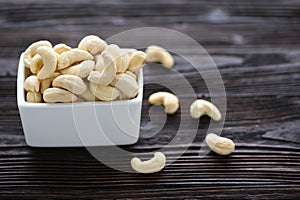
(190, 99), (221, 121)
(78, 35), (108, 55)
(52, 74), (87, 95)
(128, 51), (146, 72)
(94, 54), (104, 72)
(146, 45), (174, 68)
(36, 46), (57, 80)
(40, 72), (60, 94)
(57, 49), (93, 70)
(24, 75), (40, 92)
(89, 83), (120, 101)
(61, 60), (95, 78)
(87, 51), (116, 86)
(104, 44), (129, 73)
(148, 92), (179, 114)
(43, 88), (77, 103)
(131, 152), (166, 174)
(23, 40), (52, 68)
(79, 82), (99, 101)
(111, 73), (138, 98)
(53, 43), (71, 54)
(26, 91), (42, 103)
(205, 133), (235, 155)
(30, 54), (43, 74)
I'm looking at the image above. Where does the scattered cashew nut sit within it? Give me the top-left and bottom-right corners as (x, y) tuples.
(36, 46), (58, 80)
(131, 152), (166, 174)
(89, 83), (120, 101)
(23, 40), (52, 68)
(205, 133), (235, 155)
(52, 74), (87, 95)
(128, 51), (146, 72)
(111, 73), (138, 98)
(24, 75), (40, 92)
(146, 45), (174, 68)
(53, 43), (72, 54)
(26, 91), (42, 103)
(78, 35), (108, 55)
(190, 99), (221, 121)
(61, 60), (95, 78)
(57, 49), (93, 70)
(148, 92), (179, 114)
(43, 88), (77, 103)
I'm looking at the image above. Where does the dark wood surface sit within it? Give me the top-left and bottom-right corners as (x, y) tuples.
(1, 0), (300, 199)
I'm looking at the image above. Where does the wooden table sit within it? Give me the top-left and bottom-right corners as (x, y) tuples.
(1, 0), (300, 199)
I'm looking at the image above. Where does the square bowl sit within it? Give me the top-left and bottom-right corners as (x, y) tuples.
(17, 53), (143, 147)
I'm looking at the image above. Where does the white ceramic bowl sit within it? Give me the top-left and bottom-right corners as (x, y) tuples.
(17, 53), (143, 147)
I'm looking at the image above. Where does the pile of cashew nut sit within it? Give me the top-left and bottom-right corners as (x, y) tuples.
(23, 37), (235, 174)
(23, 35), (149, 103)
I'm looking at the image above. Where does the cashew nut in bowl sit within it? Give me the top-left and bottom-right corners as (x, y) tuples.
(131, 152), (166, 174)
(24, 75), (40, 92)
(52, 74), (87, 95)
(30, 54), (43, 74)
(43, 88), (77, 103)
(190, 99), (221, 121)
(23, 40), (52, 68)
(205, 133), (235, 155)
(89, 83), (120, 101)
(61, 60), (95, 78)
(148, 92), (179, 114)
(104, 44), (129, 73)
(57, 49), (93, 70)
(78, 35), (108, 55)
(26, 91), (42, 103)
(40, 72), (61, 94)
(145, 45), (174, 68)
(128, 51), (146, 72)
(36, 46), (58, 80)
(53, 43), (72, 54)
(111, 73), (138, 98)
(87, 51), (116, 86)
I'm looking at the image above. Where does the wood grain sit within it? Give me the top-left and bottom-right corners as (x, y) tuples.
(0, 0), (300, 199)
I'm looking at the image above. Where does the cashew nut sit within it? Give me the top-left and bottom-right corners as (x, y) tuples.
(205, 133), (235, 155)
(87, 51), (116, 86)
(131, 152), (166, 174)
(57, 49), (93, 70)
(36, 46), (58, 80)
(26, 91), (42, 103)
(30, 54), (43, 74)
(190, 99), (221, 121)
(40, 72), (60, 94)
(89, 83), (120, 101)
(148, 92), (179, 114)
(145, 45), (174, 68)
(94, 54), (104, 72)
(79, 82), (99, 101)
(23, 40), (52, 68)
(125, 70), (137, 80)
(24, 75), (40, 92)
(78, 35), (108, 55)
(61, 60), (95, 78)
(53, 43), (71, 54)
(52, 74), (87, 95)
(128, 51), (146, 72)
(111, 73), (138, 98)
(104, 44), (129, 73)
(43, 88), (77, 103)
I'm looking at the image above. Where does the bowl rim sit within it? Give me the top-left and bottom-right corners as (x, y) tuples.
(17, 53), (144, 108)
